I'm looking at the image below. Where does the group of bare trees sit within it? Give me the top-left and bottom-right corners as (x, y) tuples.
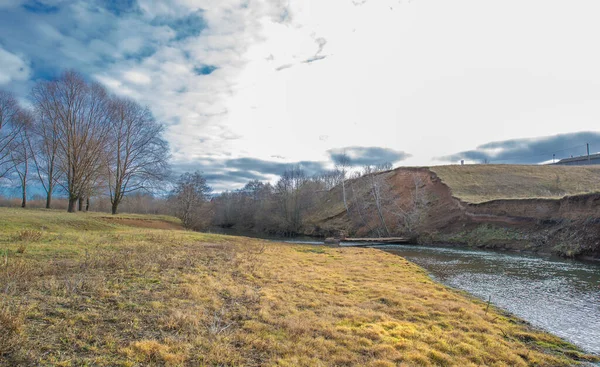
(211, 160), (430, 238)
(0, 71), (170, 213)
(211, 166), (324, 235)
(210, 163), (370, 236)
(347, 163), (395, 237)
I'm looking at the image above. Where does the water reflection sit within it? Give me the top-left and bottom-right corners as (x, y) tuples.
(381, 245), (600, 354)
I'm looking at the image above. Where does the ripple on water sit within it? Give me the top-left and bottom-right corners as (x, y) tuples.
(383, 245), (600, 355)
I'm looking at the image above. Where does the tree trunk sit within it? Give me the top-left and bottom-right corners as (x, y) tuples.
(85, 197), (90, 212)
(373, 189), (390, 236)
(68, 198), (77, 213)
(111, 201), (119, 215)
(78, 197), (84, 211)
(45, 190), (52, 209)
(21, 184), (26, 208)
(342, 180), (348, 214)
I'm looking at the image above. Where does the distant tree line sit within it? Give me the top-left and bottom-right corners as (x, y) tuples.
(0, 71), (170, 214)
(209, 158), (429, 237)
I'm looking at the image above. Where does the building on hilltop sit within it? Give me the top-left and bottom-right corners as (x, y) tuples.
(553, 153), (600, 166)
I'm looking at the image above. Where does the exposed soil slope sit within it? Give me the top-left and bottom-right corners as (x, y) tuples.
(304, 165), (600, 259)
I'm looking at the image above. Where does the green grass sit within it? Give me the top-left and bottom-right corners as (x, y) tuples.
(439, 224), (524, 247)
(0, 208), (597, 366)
(430, 164), (600, 203)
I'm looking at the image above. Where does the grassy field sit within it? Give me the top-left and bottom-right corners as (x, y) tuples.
(430, 164), (600, 203)
(0, 208), (596, 366)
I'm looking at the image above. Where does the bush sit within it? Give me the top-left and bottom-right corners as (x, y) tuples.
(14, 229), (43, 242)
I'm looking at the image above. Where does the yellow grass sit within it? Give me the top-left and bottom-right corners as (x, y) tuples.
(0, 208), (596, 366)
(430, 164), (600, 203)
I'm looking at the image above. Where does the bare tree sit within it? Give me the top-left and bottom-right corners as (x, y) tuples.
(401, 175), (430, 234)
(30, 83), (63, 208)
(39, 71), (112, 212)
(333, 151), (352, 214)
(362, 164), (391, 236)
(274, 165), (309, 234)
(0, 90), (23, 179)
(9, 110), (34, 208)
(348, 178), (374, 234)
(169, 172), (212, 230)
(312, 169), (343, 191)
(106, 97), (170, 214)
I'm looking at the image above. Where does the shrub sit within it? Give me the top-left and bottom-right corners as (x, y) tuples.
(14, 229), (43, 242)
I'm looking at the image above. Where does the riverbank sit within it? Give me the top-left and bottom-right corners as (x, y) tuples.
(289, 165), (600, 260)
(1, 209), (597, 366)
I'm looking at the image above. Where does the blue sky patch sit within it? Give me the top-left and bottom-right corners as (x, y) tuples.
(194, 65), (218, 76)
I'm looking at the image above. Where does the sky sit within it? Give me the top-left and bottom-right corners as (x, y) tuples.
(1, 0), (600, 191)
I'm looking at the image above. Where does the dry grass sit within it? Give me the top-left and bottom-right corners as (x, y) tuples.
(0, 208), (596, 366)
(430, 164), (600, 203)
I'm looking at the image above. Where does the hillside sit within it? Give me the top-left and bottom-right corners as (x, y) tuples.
(302, 165), (600, 259)
(430, 164), (600, 203)
(1, 209), (596, 366)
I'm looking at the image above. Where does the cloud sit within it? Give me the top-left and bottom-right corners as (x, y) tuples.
(303, 55), (328, 64)
(150, 10), (207, 40)
(275, 64), (293, 71)
(226, 157), (327, 176)
(0, 0), (293, 162)
(22, 0), (60, 14)
(0, 47), (30, 85)
(437, 131), (600, 164)
(328, 146), (411, 166)
(172, 156), (329, 191)
(303, 36), (328, 63)
(0, 2), (173, 82)
(173, 147), (411, 191)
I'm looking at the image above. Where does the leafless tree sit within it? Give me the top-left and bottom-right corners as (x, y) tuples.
(36, 71), (112, 212)
(106, 97), (170, 214)
(362, 164), (391, 236)
(401, 175), (430, 234)
(333, 151), (352, 214)
(274, 165), (309, 234)
(348, 178), (374, 234)
(9, 110), (34, 207)
(30, 84), (63, 208)
(169, 171), (212, 230)
(0, 90), (23, 179)
(312, 169), (343, 190)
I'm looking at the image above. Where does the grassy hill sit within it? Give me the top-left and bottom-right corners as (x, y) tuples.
(0, 208), (596, 366)
(430, 164), (600, 203)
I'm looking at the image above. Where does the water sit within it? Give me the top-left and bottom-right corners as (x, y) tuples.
(378, 244), (600, 355)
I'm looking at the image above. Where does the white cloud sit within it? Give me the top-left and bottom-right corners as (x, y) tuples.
(0, 47), (29, 85)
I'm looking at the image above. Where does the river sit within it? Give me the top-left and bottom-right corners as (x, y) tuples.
(209, 229), (600, 354)
(376, 244), (600, 355)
